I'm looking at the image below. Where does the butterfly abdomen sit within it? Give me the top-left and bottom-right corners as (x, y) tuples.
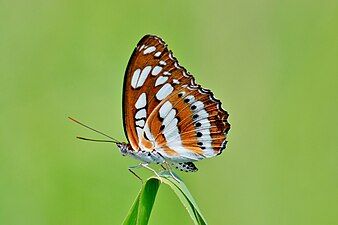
(172, 162), (198, 172)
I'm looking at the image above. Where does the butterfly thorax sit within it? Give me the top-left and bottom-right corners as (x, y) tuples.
(116, 142), (130, 156)
(116, 142), (165, 164)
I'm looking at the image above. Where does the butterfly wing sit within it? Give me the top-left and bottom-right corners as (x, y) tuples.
(123, 35), (230, 162)
(123, 35), (179, 151)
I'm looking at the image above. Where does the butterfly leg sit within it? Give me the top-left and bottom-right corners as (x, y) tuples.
(163, 162), (181, 183)
(141, 163), (161, 179)
(160, 164), (166, 170)
(128, 164), (143, 182)
(129, 163), (162, 181)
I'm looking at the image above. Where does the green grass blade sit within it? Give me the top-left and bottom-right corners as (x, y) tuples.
(158, 171), (208, 225)
(123, 172), (208, 225)
(122, 178), (161, 225)
(136, 178), (161, 225)
(122, 190), (141, 225)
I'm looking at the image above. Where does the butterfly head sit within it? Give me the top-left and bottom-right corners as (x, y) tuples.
(116, 142), (131, 156)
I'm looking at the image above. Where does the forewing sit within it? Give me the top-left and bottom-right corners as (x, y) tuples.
(123, 35), (192, 151)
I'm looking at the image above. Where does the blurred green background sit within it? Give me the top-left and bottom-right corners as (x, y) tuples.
(1, 0), (337, 224)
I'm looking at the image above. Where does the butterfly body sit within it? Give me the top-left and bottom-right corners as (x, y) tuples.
(119, 34), (231, 172)
(117, 142), (165, 164)
(116, 142), (198, 172)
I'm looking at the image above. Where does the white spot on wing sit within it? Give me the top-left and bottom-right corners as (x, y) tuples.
(136, 66), (151, 87)
(155, 76), (168, 87)
(156, 83), (174, 100)
(151, 66), (162, 76)
(168, 52), (174, 60)
(154, 51), (161, 57)
(139, 45), (145, 51)
(135, 93), (147, 109)
(159, 60), (166, 66)
(184, 95), (195, 103)
(163, 118), (178, 135)
(135, 108), (146, 119)
(173, 79), (180, 84)
(143, 46), (156, 54)
(195, 109), (208, 119)
(162, 109), (176, 127)
(174, 62), (179, 68)
(191, 101), (204, 111)
(131, 69), (141, 88)
(136, 127), (143, 139)
(198, 119), (211, 130)
(159, 101), (172, 118)
(143, 123), (155, 143)
(183, 71), (190, 78)
(136, 119), (145, 127)
(163, 71), (171, 76)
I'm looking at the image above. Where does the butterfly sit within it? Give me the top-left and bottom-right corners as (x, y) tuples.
(70, 35), (230, 179)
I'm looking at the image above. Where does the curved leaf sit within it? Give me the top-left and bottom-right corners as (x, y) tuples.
(123, 178), (161, 225)
(122, 172), (208, 225)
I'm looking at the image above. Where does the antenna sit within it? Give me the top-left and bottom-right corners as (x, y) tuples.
(68, 117), (120, 144)
(76, 136), (116, 143)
